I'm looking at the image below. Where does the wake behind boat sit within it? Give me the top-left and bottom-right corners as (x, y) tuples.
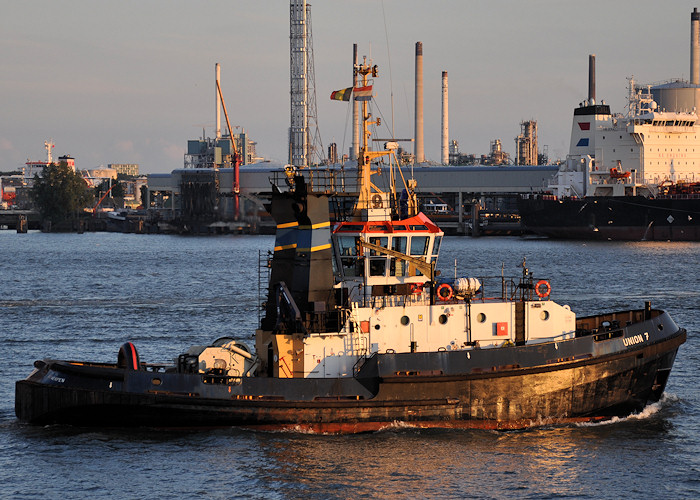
(15, 59), (686, 432)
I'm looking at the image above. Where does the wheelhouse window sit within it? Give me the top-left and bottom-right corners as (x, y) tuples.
(368, 236), (388, 256)
(390, 236), (407, 277)
(432, 235), (442, 256)
(410, 236), (429, 256)
(337, 235), (357, 256)
(392, 236), (407, 253)
(336, 235), (363, 277)
(368, 236), (388, 277)
(409, 235), (430, 276)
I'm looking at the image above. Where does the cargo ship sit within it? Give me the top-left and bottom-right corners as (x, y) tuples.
(15, 60), (686, 432)
(518, 9), (700, 241)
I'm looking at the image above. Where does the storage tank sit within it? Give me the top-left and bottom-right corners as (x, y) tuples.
(650, 9), (700, 112)
(651, 81), (700, 113)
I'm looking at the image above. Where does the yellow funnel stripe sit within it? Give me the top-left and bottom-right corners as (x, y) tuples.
(274, 243), (298, 251)
(298, 221), (331, 230)
(296, 243), (332, 253)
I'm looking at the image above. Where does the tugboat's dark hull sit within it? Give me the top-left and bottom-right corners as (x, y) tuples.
(517, 196), (700, 241)
(15, 310), (686, 432)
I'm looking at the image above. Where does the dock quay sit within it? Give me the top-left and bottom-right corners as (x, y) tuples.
(0, 210), (40, 231)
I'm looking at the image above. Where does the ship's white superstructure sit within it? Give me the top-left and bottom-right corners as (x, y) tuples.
(552, 80), (700, 198)
(549, 10), (700, 199)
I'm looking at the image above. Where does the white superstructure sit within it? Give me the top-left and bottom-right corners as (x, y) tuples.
(295, 217), (576, 379)
(553, 82), (700, 198)
(549, 10), (700, 198)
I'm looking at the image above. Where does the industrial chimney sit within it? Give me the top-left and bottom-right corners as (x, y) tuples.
(415, 42), (424, 164)
(692, 8), (700, 85)
(216, 63), (221, 139)
(441, 71), (448, 165)
(588, 54), (596, 105)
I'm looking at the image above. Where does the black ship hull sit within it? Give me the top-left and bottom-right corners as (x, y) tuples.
(518, 195), (700, 241)
(16, 310), (685, 432)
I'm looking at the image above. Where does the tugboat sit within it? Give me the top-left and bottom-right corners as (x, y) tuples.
(15, 60), (686, 432)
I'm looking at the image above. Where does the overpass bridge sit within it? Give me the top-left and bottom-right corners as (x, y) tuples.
(146, 164), (558, 234)
(148, 163), (557, 201)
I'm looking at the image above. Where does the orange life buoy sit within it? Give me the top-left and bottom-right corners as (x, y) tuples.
(437, 283), (453, 301)
(535, 280), (551, 299)
(410, 283), (423, 294)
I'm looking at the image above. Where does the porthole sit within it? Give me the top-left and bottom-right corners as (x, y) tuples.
(439, 314), (448, 325)
(401, 315), (410, 326)
(151, 378), (162, 386)
(540, 310), (550, 321)
(374, 324), (381, 330)
(477, 313), (486, 323)
(657, 324), (664, 331)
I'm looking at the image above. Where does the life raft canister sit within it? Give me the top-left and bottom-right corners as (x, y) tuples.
(437, 283), (453, 301)
(535, 280), (551, 299)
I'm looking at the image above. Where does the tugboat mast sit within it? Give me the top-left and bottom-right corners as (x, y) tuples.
(353, 59), (417, 220)
(354, 59), (384, 216)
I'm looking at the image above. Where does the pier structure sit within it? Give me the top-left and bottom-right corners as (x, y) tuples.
(0, 210), (40, 231)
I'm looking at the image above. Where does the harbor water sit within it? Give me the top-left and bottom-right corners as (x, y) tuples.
(1, 232), (698, 499)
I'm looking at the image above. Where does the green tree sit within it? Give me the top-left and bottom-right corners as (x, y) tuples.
(139, 184), (149, 208)
(111, 180), (125, 199)
(31, 162), (93, 224)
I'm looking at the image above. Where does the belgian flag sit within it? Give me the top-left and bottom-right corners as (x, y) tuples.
(330, 87), (352, 101)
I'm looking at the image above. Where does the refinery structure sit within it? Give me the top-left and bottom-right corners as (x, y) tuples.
(4, 1), (557, 234)
(289, 0), (323, 167)
(140, 0), (556, 234)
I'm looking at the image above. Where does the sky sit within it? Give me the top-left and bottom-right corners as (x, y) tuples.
(2, 0), (699, 174)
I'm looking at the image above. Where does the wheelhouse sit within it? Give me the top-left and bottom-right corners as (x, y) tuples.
(332, 212), (443, 293)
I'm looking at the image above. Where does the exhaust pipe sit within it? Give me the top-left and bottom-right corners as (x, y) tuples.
(588, 54), (596, 105)
(692, 8), (699, 85)
(441, 71), (448, 165)
(415, 42), (424, 163)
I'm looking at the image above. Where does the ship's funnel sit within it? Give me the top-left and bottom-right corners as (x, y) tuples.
(441, 71), (448, 165)
(588, 54), (596, 105)
(692, 8), (700, 85)
(262, 178), (335, 333)
(415, 42), (424, 163)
